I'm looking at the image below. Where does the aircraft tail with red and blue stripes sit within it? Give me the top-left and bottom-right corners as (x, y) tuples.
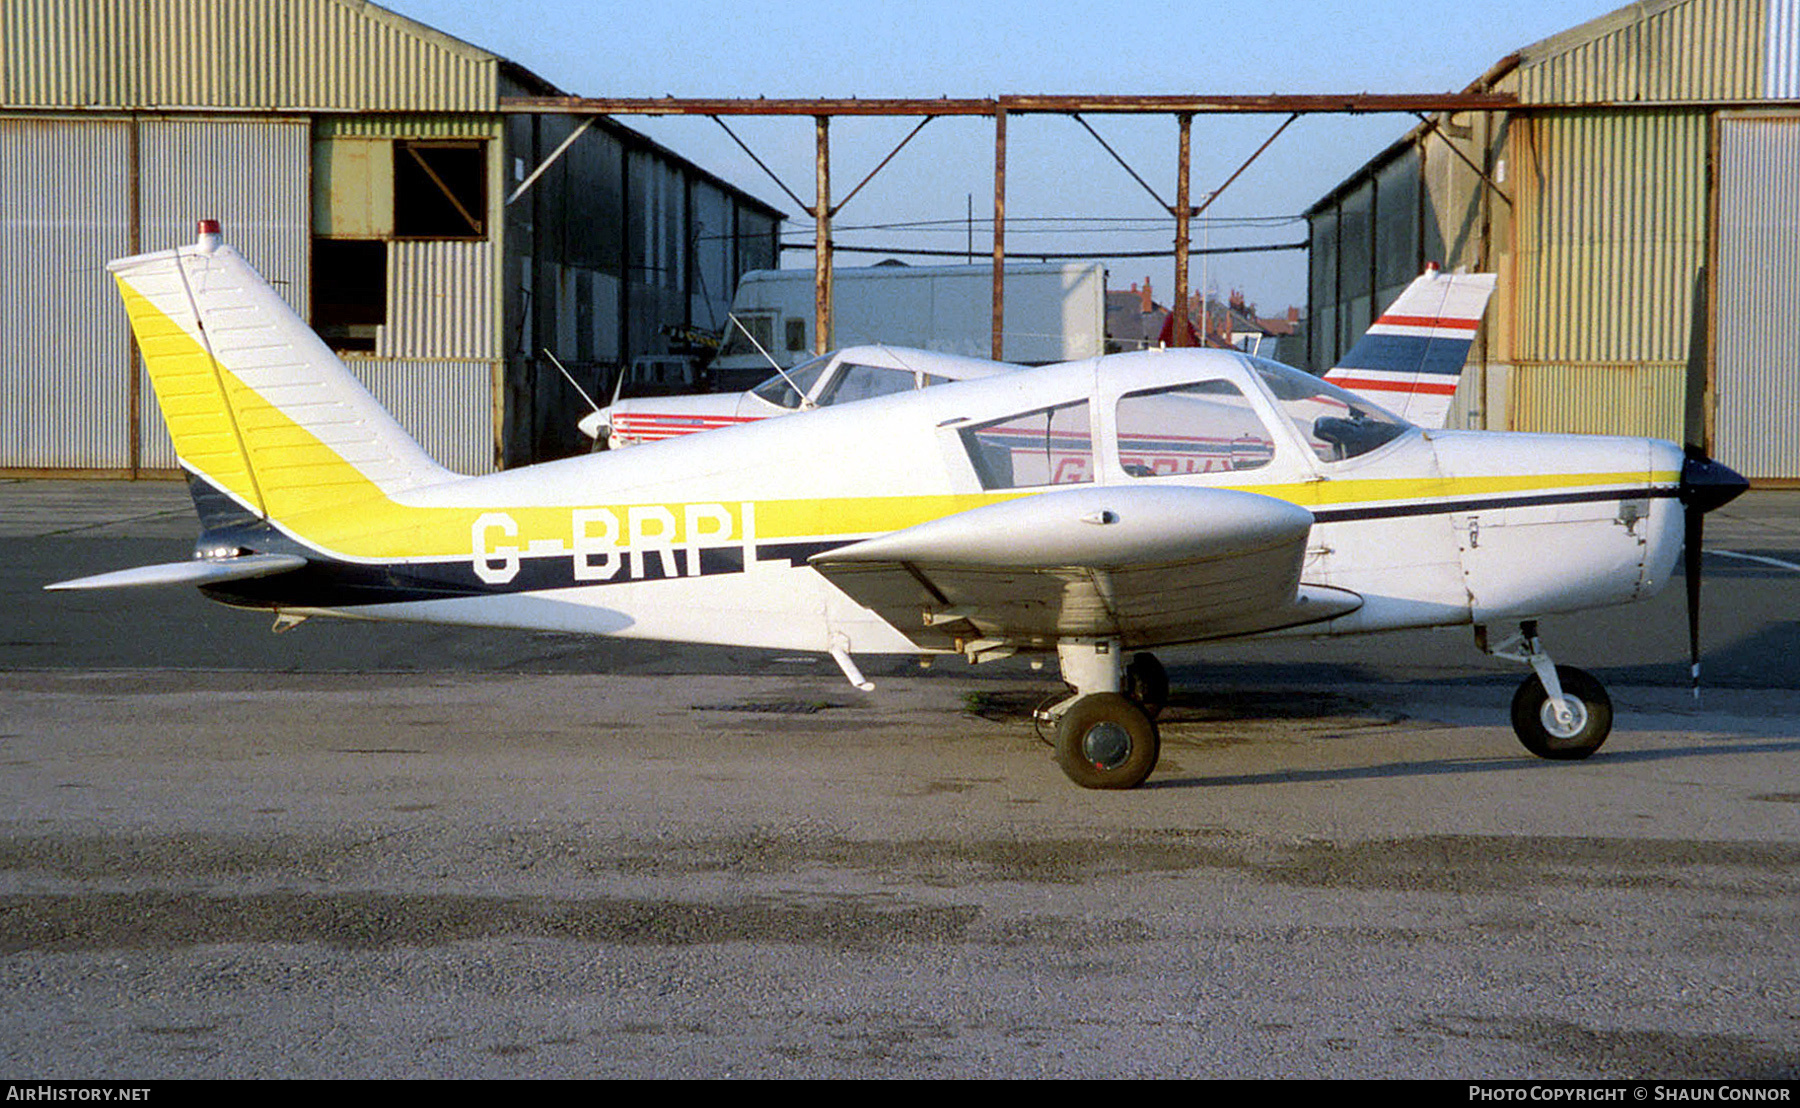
(1323, 266), (1496, 429)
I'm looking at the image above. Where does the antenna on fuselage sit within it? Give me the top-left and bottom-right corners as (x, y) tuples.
(728, 313), (815, 410)
(543, 349), (603, 418)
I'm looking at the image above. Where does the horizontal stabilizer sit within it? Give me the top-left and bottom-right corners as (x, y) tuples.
(46, 553), (307, 592)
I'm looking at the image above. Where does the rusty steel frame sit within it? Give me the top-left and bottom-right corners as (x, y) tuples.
(501, 92), (1518, 360)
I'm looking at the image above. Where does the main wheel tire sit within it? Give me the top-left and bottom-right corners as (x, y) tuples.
(1055, 692), (1160, 790)
(1511, 665), (1613, 761)
(1124, 652), (1169, 719)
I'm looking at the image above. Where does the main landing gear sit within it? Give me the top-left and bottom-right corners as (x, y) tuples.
(1038, 640), (1167, 789)
(1481, 621), (1614, 760)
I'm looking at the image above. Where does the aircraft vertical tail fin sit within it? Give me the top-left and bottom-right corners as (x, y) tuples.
(109, 221), (453, 528)
(1323, 266), (1496, 429)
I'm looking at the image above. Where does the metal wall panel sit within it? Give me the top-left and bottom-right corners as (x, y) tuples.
(0, 117), (133, 468)
(1514, 111), (1708, 370)
(1419, 118), (1494, 275)
(1510, 362), (1686, 440)
(1517, 0), (1768, 103)
(1714, 114), (1800, 478)
(1306, 207), (1338, 372)
(380, 240), (500, 359)
(345, 358), (497, 474)
(1374, 152), (1422, 297)
(1335, 186), (1374, 358)
(1772, 0), (1800, 96)
(689, 180), (735, 333)
(735, 209), (778, 276)
(3, 0), (498, 111)
(135, 117), (311, 469)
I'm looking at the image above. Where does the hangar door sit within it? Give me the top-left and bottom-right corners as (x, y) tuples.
(0, 117), (308, 472)
(1714, 114), (1800, 482)
(0, 118), (134, 469)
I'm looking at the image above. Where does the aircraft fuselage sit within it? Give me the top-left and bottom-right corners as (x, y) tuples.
(200, 350), (1684, 661)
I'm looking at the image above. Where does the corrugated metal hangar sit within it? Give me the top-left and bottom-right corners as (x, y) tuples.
(0, 0), (783, 474)
(1307, 0), (1800, 482)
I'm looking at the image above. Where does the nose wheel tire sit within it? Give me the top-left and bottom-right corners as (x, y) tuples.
(1510, 665), (1612, 760)
(1054, 693), (1160, 790)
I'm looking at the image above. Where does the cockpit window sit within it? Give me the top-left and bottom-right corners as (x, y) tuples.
(815, 363), (915, 406)
(959, 401), (1093, 489)
(749, 355), (834, 410)
(1246, 357), (1412, 462)
(1115, 379), (1276, 476)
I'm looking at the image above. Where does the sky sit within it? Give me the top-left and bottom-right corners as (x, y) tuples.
(381, 0), (1628, 312)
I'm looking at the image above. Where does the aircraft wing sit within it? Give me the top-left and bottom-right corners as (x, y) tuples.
(810, 486), (1361, 652)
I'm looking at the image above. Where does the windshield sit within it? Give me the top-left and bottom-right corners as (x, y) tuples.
(749, 354), (834, 409)
(1115, 378), (1275, 476)
(1245, 357), (1412, 462)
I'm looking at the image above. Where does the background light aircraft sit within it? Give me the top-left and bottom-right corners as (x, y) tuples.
(585, 264), (1495, 452)
(579, 343), (1016, 448)
(51, 224), (1748, 790)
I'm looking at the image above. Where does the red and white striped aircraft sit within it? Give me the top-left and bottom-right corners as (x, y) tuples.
(1323, 265), (1498, 428)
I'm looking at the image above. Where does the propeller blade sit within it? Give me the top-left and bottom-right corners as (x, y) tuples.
(1684, 486), (1705, 696)
(1676, 267), (1748, 697)
(1678, 450), (1749, 697)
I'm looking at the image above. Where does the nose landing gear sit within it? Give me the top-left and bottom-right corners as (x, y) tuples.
(1481, 621), (1614, 760)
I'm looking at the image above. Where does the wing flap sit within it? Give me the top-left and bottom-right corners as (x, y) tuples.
(811, 486), (1360, 649)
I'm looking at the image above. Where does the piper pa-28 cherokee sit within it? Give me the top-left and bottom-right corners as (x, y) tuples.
(52, 223), (1748, 789)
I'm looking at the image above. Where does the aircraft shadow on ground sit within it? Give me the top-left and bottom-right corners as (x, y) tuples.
(958, 681), (1800, 792)
(1144, 737), (1800, 791)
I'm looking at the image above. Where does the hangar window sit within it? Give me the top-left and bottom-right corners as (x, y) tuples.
(311, 239), (387, 353)
(959, 401), (1093, 489)
(1115, 379), (1275, 476)
(394, 140), (488, 239)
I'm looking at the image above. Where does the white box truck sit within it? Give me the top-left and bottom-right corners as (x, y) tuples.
(709, 261), (1107, 388)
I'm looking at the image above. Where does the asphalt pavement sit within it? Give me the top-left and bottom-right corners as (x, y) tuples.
(1, 477), (1796, 1079)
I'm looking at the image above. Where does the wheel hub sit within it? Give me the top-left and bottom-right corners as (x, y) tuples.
(1081, 721), (1133, 770)
(1539, 696), (1588, 740)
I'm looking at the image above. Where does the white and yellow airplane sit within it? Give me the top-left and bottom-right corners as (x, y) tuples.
(52, 223), (1748, 789)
